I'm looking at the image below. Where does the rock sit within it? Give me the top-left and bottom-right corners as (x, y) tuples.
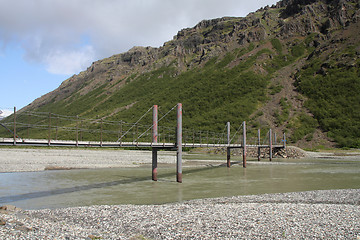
(0, 218), (6, 225)
(15, 224), (33, 232)
(87, 234), (101, 240)
(0, 205), (21, 212)
(0, 205), (21, 215)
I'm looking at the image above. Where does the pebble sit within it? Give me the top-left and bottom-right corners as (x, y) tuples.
(0, 189), (359, 239)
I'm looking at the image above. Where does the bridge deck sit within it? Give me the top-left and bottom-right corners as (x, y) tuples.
(0, 138), (284, 149)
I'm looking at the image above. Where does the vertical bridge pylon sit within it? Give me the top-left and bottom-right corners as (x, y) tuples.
(151, 103), (183, 183)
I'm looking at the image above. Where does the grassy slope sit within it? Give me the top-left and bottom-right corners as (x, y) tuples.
(4, 37), (311, 143)
(4, 34), (359, 148)
(295, 55), (360, 148)
(2, 2), (360, 148)
(36, 49), (270, 133)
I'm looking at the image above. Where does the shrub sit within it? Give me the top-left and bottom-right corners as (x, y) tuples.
(270, 38), (282, 54)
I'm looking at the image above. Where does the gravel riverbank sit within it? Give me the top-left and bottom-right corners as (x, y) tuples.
(0, 148), (179, 173)
(0, 189), (359, 239)
(0, 148), (359, 239)
(1, 146), (355, 173)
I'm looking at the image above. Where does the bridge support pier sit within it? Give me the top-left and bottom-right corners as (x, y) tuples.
(269, 129), (273, 161)
(152, 105), (158, 181)
(152, 148), (158, 181)
(13, 107), (16, 146)
(283, 132), (286, 148)
(226, 122), (231, 168)
(176, 103), (182, 183)
(257, 129), (261, 161)
(242, 121), (246, 168)
(227, 148), (231, 168)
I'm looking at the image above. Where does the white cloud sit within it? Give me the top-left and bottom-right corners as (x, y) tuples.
(0, 0), (277, 75)
(44, 45), (95, 75)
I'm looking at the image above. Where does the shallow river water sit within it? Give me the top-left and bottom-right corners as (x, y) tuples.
(0, 156), (359, 210)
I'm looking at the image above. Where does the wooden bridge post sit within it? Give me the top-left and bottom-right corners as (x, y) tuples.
(243, 121), (246, 168)
(76, 116), (79, 147)
(283, 132), (286, 148)
(226, 122), (231, 168)
(176, 103), (183, 183)
(206, 131), (209, 147)
(48, 112), (51, 146)
(135, 124), (138, 146)
(118, 121), (122, 146)
(257, 129), (261, 161)
(13, 107), (16, 146)
(55, 116), (59, 141)
(269, 129), (273, 161)
(152, 105), (158, 181)
(27, 112), (30, 139)
(100, 119), (103, 147)
(80, 120), (83, 141)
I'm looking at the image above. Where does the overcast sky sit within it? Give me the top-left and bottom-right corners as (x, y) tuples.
(0, 0), (278, 113)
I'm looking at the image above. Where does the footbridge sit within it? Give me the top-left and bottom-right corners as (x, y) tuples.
(0, 104), (286, 182)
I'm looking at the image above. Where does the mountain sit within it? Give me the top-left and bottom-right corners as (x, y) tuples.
(17, 0), (360, 148)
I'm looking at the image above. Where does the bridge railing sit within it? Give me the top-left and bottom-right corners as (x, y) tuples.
(0, 109), (163, 144)
(0, 106), (286, 147)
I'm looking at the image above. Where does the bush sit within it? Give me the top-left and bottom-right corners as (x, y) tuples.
(288, 113), (318, 143)
(295, 63), (360, 147)
(271, 38), (282, 54)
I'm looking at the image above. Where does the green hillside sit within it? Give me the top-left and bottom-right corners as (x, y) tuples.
(1, 0), (360, 148)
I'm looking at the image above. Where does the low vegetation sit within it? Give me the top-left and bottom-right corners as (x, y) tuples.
(295, 61), (360, 148)
(1, 0), (359, 148)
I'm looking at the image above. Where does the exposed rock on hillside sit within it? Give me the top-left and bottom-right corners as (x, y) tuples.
(18, 0), (360, 148)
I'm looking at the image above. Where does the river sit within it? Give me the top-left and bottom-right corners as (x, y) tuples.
(0, 155), (359, 210)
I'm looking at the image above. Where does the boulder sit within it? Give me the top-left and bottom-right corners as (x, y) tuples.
(0, 205), (21, 214)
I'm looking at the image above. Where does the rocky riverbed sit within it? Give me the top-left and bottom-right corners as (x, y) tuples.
(0, 147), (359, 239)
(0, 189), (359, 239)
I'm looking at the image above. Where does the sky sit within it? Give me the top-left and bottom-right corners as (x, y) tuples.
(0, 0), (278, 117)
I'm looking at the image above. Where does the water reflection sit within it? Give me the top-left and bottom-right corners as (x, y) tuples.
(0, 157), (359, 210)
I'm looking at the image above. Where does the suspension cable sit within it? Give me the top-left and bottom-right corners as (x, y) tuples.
(229, 122), (244, 144)
(134, 104), (178, 142)
(262, 130), (270, 145)
(117, 106), (153, 142)
(216, 124), (228, 144)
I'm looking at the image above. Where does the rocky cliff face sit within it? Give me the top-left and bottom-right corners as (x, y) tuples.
(27, 0), (359, 108)
(22, 0), (360, 148)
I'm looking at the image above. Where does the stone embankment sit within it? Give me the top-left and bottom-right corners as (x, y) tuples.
(0, 189), (359, 239)
(209, 146), (306, 159)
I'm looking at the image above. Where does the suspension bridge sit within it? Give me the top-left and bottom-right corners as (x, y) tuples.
(0, 103), (286, 183)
